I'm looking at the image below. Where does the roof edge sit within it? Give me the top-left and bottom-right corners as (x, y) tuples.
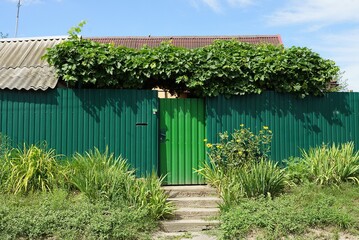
(277, 34), (283, 44)
(0, 35), (68, 42)
(88, 35), (281, 39)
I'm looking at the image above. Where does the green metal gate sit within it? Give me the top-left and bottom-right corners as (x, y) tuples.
(159, 99), (206, 185)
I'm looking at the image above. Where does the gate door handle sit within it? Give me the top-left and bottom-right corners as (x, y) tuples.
(160, 129), (166, 142)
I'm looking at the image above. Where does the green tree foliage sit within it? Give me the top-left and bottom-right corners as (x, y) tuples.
(44, 23), (340, 97)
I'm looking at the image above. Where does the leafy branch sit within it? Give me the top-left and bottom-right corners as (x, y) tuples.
(43, 23), (340, 97)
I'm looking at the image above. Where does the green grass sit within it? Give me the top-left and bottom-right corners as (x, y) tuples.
(220, 183), (359, 239)
(0, 189), (156, 240)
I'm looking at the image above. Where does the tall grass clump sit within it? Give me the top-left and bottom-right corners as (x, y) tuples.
(197, 161), (226, 193)
(1, 144), (64, 194)
(236, 159), (285, 198)
(67, 148), (134, 201)
(129, 173), (174, 219)
(218, 159), (285, 209)
(286, 142), (359, 185)
(67, 148), (173, 219)
(198, 126), (285, 207)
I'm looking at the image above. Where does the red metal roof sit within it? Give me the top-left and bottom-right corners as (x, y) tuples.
(87, 35), (282, 49)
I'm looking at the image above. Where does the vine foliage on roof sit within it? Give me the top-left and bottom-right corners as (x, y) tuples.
(43, 22), (340, 97)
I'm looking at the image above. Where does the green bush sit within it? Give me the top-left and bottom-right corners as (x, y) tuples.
(206, 125), (272, 172)
(66, 148), (173, 219)
(1, 144), (64, 194)
(286, 142), (359, 185)
(0, 190), (155, 240)
(198, 127), (285, 206)
(221, 184), (359, 239)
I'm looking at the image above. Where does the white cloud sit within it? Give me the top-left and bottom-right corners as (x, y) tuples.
(201, 0), (222, 13)
(191, 0), (255, 13)
(266, 0), (359, 91)
(318, 30), (359, 65)
(312, 30), (359, 91)
(269, 0), (359, 26)
(342, 65), (359, 91)
(227, 0), (253, 7)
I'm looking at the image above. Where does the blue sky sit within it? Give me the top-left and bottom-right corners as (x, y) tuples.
(1, 0), (359, 91)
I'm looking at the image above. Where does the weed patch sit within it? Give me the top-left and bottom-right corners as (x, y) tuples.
(220, 184), (359, 239)
(0, 190), (156, 240)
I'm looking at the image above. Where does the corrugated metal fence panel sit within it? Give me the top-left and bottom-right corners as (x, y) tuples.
(206, 92), (359, 163)
(0, 89), (158, 176)
(160, 98), (205, 185)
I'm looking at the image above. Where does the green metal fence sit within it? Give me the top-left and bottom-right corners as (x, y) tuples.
(2, 89), (359, 183)
(159, 98), (206, 185)
(206, 92), (359, 163)
(0, 89), (158, 176)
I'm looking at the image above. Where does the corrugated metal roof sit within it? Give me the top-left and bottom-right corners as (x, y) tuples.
(0, 36), (66, 90)
(88, 35), (283, 49)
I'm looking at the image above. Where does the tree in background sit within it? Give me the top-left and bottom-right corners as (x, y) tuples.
(0, 32), (9, 38)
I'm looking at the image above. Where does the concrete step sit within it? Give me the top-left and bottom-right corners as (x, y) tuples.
(153, 231), (218, 240)
(162, 185), (217, 198)
(160, 219), (220, 232)
(168, 197), (222, 208)
(172, 207), (220, 220)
